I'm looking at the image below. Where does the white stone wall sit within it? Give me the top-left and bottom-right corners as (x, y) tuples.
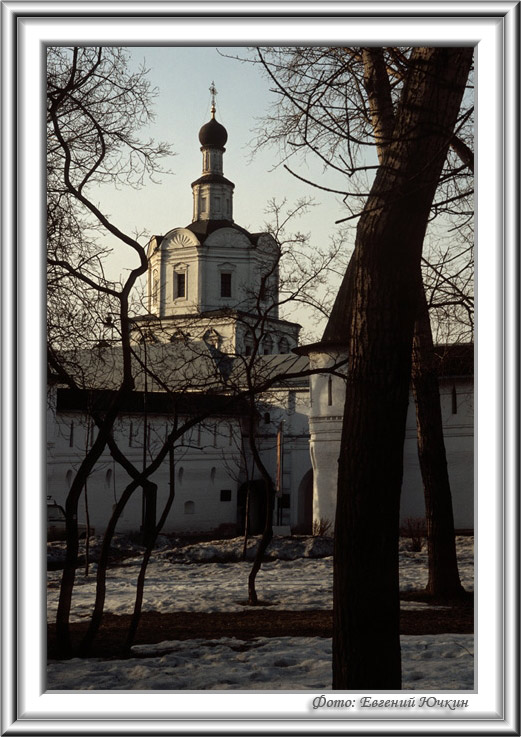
(47, 380), (313, 536)
(47, 412), (245, 535)
(307, 349), (474, 530)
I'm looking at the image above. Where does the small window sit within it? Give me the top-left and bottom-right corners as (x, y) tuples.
(280, 493), (291, 509)
(264, 412), (271, 425)
(221, 272), (232, 298)
(279, 337), (289, 354)
(184, 501), (195, 515)
(452, 384), (458, 414)
(69, 421), (74, 447)
(201, 196), (207, 212)
(327, 376), (333, 406)
(175, 272), (186, 299)
(220, 489), (232, 502)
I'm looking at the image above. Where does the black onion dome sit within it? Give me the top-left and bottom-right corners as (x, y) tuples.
(198, 117), (228, 148)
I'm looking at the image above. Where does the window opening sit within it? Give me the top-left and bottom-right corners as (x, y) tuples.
(220, 489), (232, 502)
(327, 376), (333, 406)
(220, 272), (232, 298)
(175, 272), (186, 299)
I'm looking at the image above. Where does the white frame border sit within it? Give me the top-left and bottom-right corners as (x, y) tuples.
(1, 2), (519, 735)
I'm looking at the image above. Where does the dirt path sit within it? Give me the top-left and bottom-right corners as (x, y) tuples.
(48, 601), (473, 660)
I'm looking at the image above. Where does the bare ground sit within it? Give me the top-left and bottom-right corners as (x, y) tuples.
(48, 593), (473, 660)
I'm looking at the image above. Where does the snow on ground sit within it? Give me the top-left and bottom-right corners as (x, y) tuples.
(47, 536), (474, 622)
(47, 634), (474, 691)
(47, 536), (474, 691)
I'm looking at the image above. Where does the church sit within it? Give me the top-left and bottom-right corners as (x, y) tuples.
(46, 91), (474, 539)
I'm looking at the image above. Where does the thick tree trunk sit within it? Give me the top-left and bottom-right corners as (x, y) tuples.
(332, 47), (473, 690)
(412, 287), (465, 598)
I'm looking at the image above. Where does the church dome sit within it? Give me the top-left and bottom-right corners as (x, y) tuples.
(198, 117), (228, 149)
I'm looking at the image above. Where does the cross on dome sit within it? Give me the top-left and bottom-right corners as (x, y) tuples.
(209, 81), (217, 118)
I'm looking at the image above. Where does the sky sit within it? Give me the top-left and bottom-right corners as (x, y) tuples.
(93, 46), (354, 338)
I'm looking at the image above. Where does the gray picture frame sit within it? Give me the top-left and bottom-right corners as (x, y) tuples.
(1, 2), (519, 734)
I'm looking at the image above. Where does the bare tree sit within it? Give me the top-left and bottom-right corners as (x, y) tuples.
(329, 46), (473, 688)
(47, 46), (173, 655)
(248, 46), (474, 612)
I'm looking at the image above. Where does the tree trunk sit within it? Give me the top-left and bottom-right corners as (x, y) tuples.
(78, 478), (142, 656)
(332, 47), (473, 690)
(247, 480), (275, 605)
(242, 483), (251, 561)
(246, 407), (275, 606)
(55, 395), (122, 657)
(125, 445), (176, 650)
(412, 287), (465, 598)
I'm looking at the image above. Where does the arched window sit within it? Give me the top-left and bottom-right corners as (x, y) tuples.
(66, 469), (73, 489)
(105, 468), (112, 490)
(327, 376), (333, 406)
(204, 328), (221, 350)
(262, 334), (273, 355)
(279, 336), (290, 354)
(152, 269), (159, 303)
(244, 334), (254, 356)
(178, 467), (184, 486)
(210, 466), (216, 484)
(184, 500), (195, 515)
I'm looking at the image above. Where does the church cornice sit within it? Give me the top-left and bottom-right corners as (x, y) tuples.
(191, 173), (235, 188)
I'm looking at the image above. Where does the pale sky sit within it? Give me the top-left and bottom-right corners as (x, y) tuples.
(93, 46), (354, 338)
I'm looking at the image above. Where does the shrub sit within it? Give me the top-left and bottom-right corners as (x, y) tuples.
(312, 517), (333, 537)
(402, 517), (426, 552)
